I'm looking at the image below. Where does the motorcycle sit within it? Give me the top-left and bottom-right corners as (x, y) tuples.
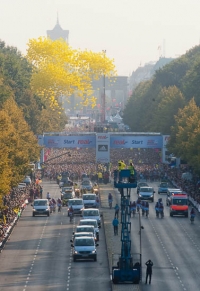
(145, 207), (149, 218)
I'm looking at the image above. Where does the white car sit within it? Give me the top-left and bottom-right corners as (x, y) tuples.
(82, 194), (97, 208)
(68, 198), (84, 216)
(79, 219), (100, 241)
(71, 236), (98, 261)
(32, 199), (50, 217)
(82, 208), (102, 227)
(75, 225), (97, 241)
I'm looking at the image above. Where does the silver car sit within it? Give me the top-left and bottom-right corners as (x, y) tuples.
(138, 187), (155, 202)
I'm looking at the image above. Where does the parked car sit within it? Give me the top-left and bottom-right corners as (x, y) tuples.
(23, 176), (31, 185)
(138, 187), (155, 202)
(71, 236), (98, 262)
(137, 182), (149, 194)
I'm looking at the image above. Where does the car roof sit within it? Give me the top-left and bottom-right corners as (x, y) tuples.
(68, 198), (83, 201)
(76, 225), (94, 229)
(140, 186), (153, 189)
(80, 219), (97, 222)
(74, 232), (93, 236)
(74, 236), (95, 240)
(168, 188), (182, 192)
(83, 208), (99, 211)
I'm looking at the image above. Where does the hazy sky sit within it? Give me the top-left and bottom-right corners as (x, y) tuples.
(1, 0), (200, 75)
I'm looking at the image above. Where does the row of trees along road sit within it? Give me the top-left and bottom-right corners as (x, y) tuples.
(123, 45), (200, 174)
(0, 38), (116, 204)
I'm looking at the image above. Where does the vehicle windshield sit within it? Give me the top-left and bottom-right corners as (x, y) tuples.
(83, 210), (99, 216)
(80, 221), (97, 227)
(69, 200), (83, 205)
(74, 233), (93, 238)
(160, 183), (168, 187)
(83, 195), (96, 200)
(75, 238), (94, 246)
(63, 193), (73, 199)
(34, 200), (47, 206)
(77, 227), (94, 233)
(140, 188), (153, 192)
(172, 199), (187, 205)
(82, 181), (91, 185)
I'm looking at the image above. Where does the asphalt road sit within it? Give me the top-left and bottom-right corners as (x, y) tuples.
(0, 181), (111, 291)
(114, 181), (200, 291)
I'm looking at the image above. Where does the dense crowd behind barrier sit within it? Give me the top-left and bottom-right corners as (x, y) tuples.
(0, 179), (43, 251)
(1, 147), (199, 251)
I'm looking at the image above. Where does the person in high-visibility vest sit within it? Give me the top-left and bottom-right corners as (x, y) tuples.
(121, 160), (126, 170)
(128, 162), (135, 182)
(118, 160), (122, 172)
(98, 172), (103, 184)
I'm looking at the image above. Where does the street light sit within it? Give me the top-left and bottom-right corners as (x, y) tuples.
(138, 209), (144, 281)
(102, 50), (106, 123)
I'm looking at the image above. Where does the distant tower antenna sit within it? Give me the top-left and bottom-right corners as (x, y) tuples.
(163, 39), (166, 57)
(57, 12), (59, 25)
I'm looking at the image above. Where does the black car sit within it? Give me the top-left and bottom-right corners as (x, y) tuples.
(137, 182), (149, 194)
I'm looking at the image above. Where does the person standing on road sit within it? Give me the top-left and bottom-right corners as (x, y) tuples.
(145, 259), (153, 284)
(114, 203), (120, 219)
(112, 217), (119, 235)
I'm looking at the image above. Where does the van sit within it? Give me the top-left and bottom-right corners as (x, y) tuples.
(169, 194), (188, 217)
(32, 199), (50, 217)
(71, 236), (98, 261)
(82, 193), (97, 208)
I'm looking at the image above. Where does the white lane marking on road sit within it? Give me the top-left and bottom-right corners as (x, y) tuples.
(177, 219), (200, 252)
(22, 217), (48, 291)
(149, 219), (187, 291)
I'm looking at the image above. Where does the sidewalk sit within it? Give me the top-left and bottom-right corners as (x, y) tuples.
(99, 183), (141, 291)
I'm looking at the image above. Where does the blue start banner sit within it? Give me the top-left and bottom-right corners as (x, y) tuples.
(38, 134), (163, 149)
(110, 135), (163, 148)
(40, 135), (96, 148)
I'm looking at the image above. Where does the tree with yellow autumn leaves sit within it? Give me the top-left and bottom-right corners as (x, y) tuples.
(26, 37), (116, 110)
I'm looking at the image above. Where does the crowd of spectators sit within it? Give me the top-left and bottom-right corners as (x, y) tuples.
(0, 179), (43, 251)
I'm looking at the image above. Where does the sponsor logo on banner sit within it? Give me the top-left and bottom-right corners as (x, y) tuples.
(64, 140), (75, 144)
(97, 135), (108, 140)
(47, 139), (59, 146)
(113, 140), (128, 145)
(147, 139), (158, 146)
(78, 139), (92, 145)
(132, 140), (143, 145)
(98, 145), (108, 151)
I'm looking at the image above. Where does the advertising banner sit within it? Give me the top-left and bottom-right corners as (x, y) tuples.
(96, 133), (110, 163)
(41, 135), (96, 148)
(162, 135), (170, 163)
(110, 135), (163, 149)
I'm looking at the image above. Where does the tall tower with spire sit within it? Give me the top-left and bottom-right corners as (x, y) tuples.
(47, 14), (69, 43)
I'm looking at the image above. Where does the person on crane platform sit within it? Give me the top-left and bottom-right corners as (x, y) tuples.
(128, 162), (135, 182)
